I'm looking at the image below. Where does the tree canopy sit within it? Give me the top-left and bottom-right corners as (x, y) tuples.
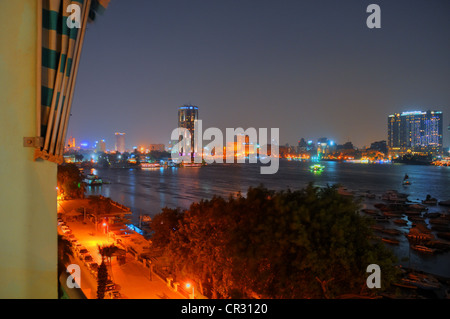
(57, 163), (85, 199)
(150, 184), (398, 299)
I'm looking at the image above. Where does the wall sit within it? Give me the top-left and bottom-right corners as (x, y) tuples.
(0, 0), (58, 298)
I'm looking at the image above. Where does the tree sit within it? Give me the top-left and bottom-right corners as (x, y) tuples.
(57, 163), (85, 199)
(149, 207), (183, 249)
(153, 184), (399, 299)
(97, 260), (108, 299)
(98, 244), (119, 281)
(57, 235), (73, 298)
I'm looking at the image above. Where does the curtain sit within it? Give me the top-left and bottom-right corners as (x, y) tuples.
(34, 0), (109, 164)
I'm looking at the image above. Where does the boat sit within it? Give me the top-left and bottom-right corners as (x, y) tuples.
(404, 210), (421, 216)
(393, 219), (408, 225)
(383, 211), (403, 218)
(381, 228), (401, 236)
(381, 237), (400, 245)
(373, 216), (390, 223)
(182, 163), (203, 167)
(140, 162), (161, 169)
(438, 200), (450, 207)
(402, 173), (411, 186)
(364, 191), (376, 199)
(361, 208), (379, 215)
(422, 195), (438, 205)
(309, 164), (325, 173)
(408, 204), (427, 211)
(410, 245), (436, 254)
(337, 187), (354, 197)
(84, 174), (102, 186)
(436, 232), (450, 240)
(401, 275), (440, 289)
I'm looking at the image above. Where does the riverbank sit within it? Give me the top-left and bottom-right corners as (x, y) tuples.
(58, 217), (187, 299)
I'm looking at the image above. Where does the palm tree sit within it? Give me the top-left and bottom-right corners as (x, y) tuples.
(97, 261), (108, 299)
(57, 235), (73, 298)
(98, 244), (119, 283)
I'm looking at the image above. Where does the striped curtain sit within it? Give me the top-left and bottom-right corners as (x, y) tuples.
(34, 0), (109, 164)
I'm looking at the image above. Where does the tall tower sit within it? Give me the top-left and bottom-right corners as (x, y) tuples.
(115, 132), (125, 153)
(177, 105), (199, 159)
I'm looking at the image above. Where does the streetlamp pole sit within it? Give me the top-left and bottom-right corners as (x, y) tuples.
(186, 283), (195, 299)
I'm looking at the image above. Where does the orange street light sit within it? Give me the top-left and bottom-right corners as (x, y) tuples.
(186, 282), (194, 299)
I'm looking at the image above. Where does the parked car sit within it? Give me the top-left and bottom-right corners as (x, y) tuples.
(78, 247), (89, 258)
(87, 261), (98, 271)
(105, 281), (116, 291)
(61, 228), (72, 235)
(87, 262), (99, 277)
(83, 254), (93, 263)
(105, 290), (121, 299)
(72, 243), (82, 253)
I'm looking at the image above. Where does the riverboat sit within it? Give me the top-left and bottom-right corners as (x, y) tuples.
(84, 174), (102, 186)
(141, 162), (161, 168)
(410, 245), (436, 254)
(309, 164), (325, 173)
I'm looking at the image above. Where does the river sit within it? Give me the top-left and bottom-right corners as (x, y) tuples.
(86, 160), (450, 278)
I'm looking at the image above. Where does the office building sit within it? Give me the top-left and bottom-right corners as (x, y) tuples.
(95, 139), (106, 153)
(177, 105), (199, 158)
(388, 110), (443, 157)
(115, 132), (126, 153)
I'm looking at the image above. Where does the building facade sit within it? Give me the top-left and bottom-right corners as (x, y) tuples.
(115, 132), (126, 153)
(177, 105), (199, 159)
(388, 111), (443, 157)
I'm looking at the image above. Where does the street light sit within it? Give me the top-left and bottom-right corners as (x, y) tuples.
(103, 220), (109, 241)
(186, 282), (194, 299)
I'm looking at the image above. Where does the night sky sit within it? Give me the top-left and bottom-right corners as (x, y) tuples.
(68, 0), (450, 150)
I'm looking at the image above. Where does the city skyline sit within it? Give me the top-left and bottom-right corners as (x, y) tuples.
(67, 1), (450, 150)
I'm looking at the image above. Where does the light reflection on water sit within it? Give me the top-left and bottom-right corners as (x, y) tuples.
(86, 161), (450, 277)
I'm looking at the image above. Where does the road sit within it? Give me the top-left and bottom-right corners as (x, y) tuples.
(60, 220), (185, 299)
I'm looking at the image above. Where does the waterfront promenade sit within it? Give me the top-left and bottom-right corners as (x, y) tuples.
(60, 219), (185, 299)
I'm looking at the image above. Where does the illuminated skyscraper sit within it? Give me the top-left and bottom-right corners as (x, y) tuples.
(177, 105), (198, 159)
(95, 139), (106, 152)
(388, 110), (443, 156)
(115, 132), (126, 153)
(67, 136), (76, 148)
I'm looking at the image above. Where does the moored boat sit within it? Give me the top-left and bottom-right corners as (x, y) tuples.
(309, 164), (325, 173)
(438, 199), (450, 207)
(84, 174), (102, 186)
(381, 228), (401, 236)
(141, 162), (161, 168)
(182, 163), (203, 167)
(422, 195), (438, 205)
(410, 244), (436, 254)
(381, 237), (400, 245)
(393, 219), (408, 225)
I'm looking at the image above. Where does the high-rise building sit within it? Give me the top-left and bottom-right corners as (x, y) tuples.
(95, 139), (106, 153)
(177, 105), (199, 158)
(67, 136), (76, 148)
(388, 110), (443, 157)
(115, 132), (126, 153)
